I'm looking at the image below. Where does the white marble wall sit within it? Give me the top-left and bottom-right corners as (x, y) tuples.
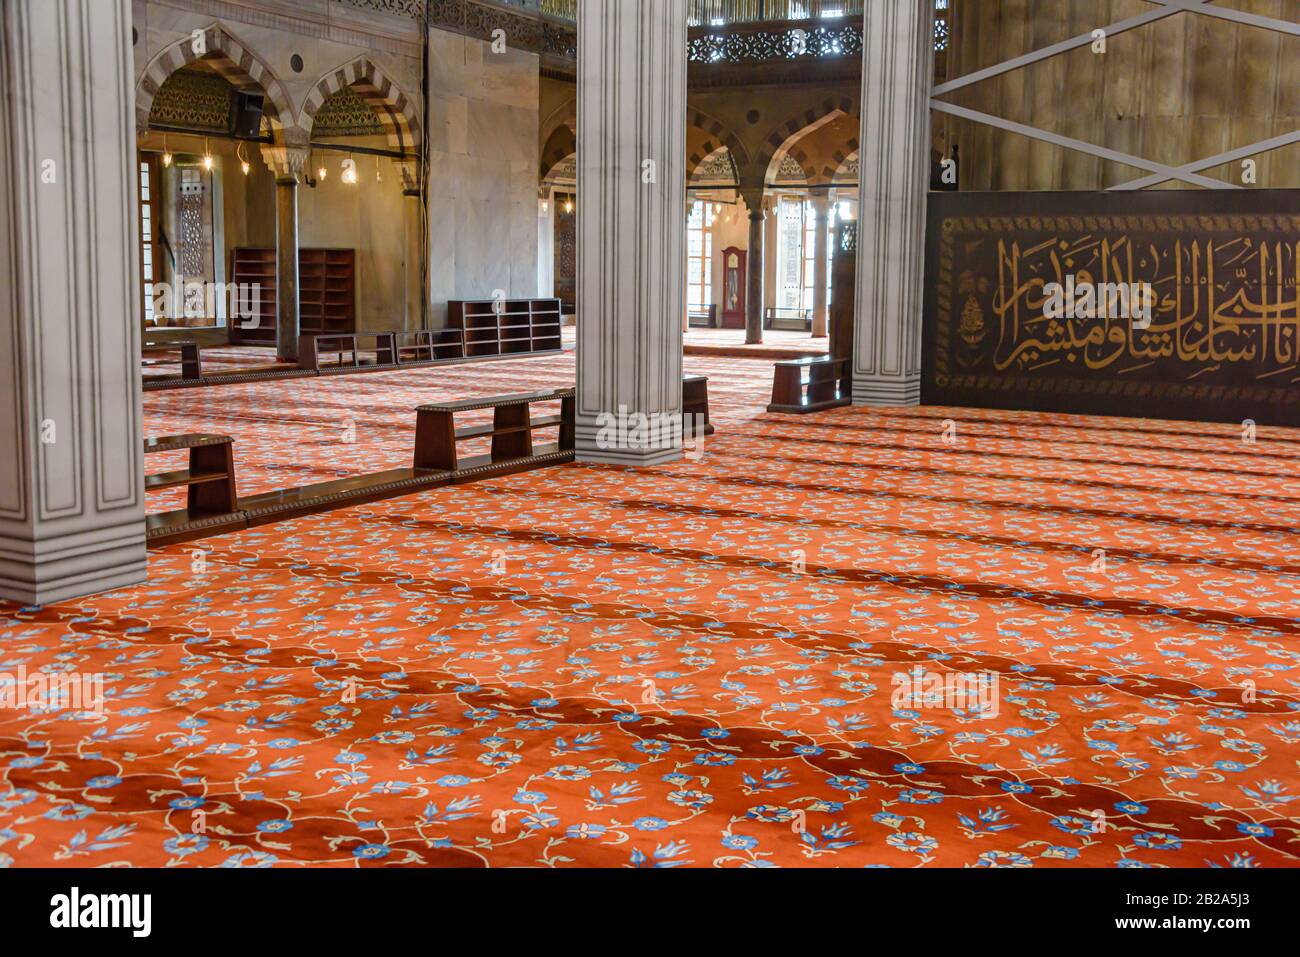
(298, 139), (410, 332)
(133, 2), (423, 113)
(426, 29), (541, 328)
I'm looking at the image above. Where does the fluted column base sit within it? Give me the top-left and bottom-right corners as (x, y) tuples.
(852, 375), (922, 408)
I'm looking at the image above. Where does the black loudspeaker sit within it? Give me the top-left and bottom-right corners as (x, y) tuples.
(229, 91), (265, 138)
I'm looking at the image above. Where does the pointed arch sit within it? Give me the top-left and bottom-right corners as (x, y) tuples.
(686, 108), (751, 182)
(302, 56), (420, 155)
(541, 125), (578, 183)
(136, 23), (295, 144)
(689, 145), (739, 187)
(756, 95), (857, 184)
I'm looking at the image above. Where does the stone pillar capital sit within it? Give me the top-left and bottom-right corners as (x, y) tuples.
(738, 185), (766, 214)
(261, 129), (311, 179)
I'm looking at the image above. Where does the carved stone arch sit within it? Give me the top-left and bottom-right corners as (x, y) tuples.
(755, 96), (856, 184)
(689, 145), (739, 187)
(829, 147), (860, 185)
(541, 152), (577, 198)
(302, 56), (420, 155)
(541, 97), (577, 148)
(136, 23), (296, 144)
(686, 108), (751, 181)
(541, 125), (578, 183)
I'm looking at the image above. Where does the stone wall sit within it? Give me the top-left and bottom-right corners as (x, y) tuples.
(133, 0), (543, 334)
(426, 28), (541, 328)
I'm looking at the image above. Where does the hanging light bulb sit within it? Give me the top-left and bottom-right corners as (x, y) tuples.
(317, 160), (327, 181)
(237, 142), (250, 176)
(342, 153), (357, 185)
(161, 134), (172, 168)
(541, 200), (549, 213)
(375, 155), (382, 183)
(201, 138), (214, 171)
(564, 198), (574, 214)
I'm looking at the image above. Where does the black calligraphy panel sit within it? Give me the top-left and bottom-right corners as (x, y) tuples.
(922, 191), (1300, 426)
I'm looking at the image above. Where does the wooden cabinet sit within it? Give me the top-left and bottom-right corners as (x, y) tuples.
(447, 298), (564, 359)
(720, 246), (747, 329)
(229, 248), (276, 342)
(230, 248), (356, 344)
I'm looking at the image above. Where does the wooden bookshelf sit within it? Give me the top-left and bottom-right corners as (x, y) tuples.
(229, 248), (276, 343)
(447, 298), (564, 360)
(231, 248), (356, 344)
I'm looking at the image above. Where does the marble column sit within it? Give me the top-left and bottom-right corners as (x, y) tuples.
(575, 0), (687, 466)
(811, 189), (831, 338)
(274, 176), (301, 362)
(852, 0), (934, 406)
(403, 165), (425, 331)
(262, 141), (307, 363)
(537, 191), (556, 300)
(742, 189), (766, 345)
(0, 0), (146, 604)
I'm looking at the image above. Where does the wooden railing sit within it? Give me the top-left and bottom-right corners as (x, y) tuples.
(491, 0), (868, 26)
(688, 0), (863, 25)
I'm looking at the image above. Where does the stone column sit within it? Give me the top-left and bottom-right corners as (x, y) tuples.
(811, 189), (831, 338)
(0, 0), (146, 604)
(537, 190), (556, 300)
(575, 0), (687, 466)
(262, 140), (307, 363)
(403, 164), (425, 331)
(853, 0), (934, 406)
(274, 176), (301, 362)
(741, 188), (765, 345)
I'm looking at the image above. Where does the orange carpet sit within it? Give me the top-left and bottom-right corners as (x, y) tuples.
(3, 355), (1299, 867)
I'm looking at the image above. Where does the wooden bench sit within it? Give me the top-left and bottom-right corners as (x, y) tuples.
(683, 374), (716, 436)
(765, 307), (813, 332)
(414, 388), (576, 481)
(298, 333), (398, 372)
(688, 305), (719, 328)
(767, 356), (851, 414)
(142, 341), (202, 381)
(144, 433), (244, 545)
(391, 330), (466, 365)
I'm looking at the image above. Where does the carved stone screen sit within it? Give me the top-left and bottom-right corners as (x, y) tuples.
(923, 191), (1300, 427)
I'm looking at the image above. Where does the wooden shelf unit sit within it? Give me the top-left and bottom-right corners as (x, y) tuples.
(229, 248), (276, 342)
(231, 248), (356, 344)
(448, 298), (564, 360)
